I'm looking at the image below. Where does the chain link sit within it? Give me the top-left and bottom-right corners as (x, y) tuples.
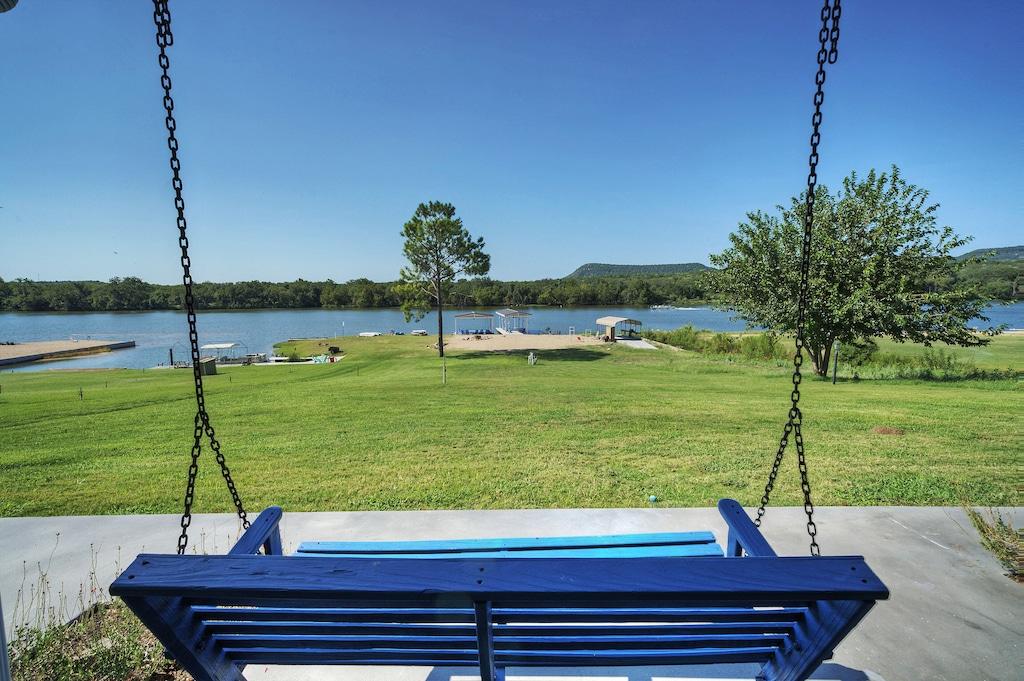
(152, 1), (249, 555)
(754, 0), (841, 557)
(149, 0), (839, 557)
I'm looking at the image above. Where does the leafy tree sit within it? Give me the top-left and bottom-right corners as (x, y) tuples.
(8, 278), (49, 311)
(106, 277), (151, 310)
(396, 201), (490, 357)
(285, 279), (321, 308)
(622, 279), (656, 306)
(957, 259), (1023, 301)
(45, 282), (88, 311)
(320, 280), (347, 307)
(347, 278), (381, 308)
(709, 166), (995, 376)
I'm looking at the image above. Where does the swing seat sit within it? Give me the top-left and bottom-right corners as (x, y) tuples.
(111, 499), (886, 681)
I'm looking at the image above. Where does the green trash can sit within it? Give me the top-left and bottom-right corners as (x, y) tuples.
(199, 357), (217, 375)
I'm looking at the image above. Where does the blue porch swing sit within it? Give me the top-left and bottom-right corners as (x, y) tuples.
(111, 2), (887, 680)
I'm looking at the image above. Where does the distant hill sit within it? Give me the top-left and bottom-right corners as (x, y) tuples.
(958, 245), (1024, 262)
(566, 263), (711, 278)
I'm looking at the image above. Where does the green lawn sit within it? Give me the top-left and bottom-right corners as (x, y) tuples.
(873, 333), (1024, 370)
(1, 335), (1019, 516)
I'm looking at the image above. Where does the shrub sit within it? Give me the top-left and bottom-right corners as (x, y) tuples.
(917, 347), (975, 374)
(854, 344), (983, 379)
(648, 327), (782, 360)
(705, 332), (737, 354)
(839, 338), (878, 366)
(645, 327), (1011, 381)
(739, 331), (786, 360)
(646, 325), (703, 351)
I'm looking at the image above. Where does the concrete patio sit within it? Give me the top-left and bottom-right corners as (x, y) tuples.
(1, 505), (1020, 681)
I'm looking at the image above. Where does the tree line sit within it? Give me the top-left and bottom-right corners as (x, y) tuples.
(0, 272), (711, 312)
(0, 258), (1016, 314)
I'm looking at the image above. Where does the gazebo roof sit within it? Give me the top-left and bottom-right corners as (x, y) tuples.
(596, 316), (643, 327)
(495, 308), (532, 318)
(454, 312), (494, 319)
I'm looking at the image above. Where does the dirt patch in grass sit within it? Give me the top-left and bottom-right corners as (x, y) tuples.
(872, 426), (906, 435)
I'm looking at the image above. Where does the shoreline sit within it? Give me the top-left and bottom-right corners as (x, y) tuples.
(0, 302), (716, 315)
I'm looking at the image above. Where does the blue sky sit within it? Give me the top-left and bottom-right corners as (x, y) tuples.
(1, 1), (1020, 284)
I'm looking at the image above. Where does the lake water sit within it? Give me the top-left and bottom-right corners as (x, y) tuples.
(2, 302), (1020, 371)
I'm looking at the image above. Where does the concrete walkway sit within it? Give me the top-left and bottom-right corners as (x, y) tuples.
(615, 338), (657, 350)
(1, 506), (1021, 681)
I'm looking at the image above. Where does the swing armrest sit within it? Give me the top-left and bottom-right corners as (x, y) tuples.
(718, 499), (777, 557)
(228, 507), (284, 556)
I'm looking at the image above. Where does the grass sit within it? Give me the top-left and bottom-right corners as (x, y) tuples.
(0, 335), (1020, 516)
(6, 540), (185, 681)
(9, 601), (184, 681)
(964, 507), (1023, 582)
(646, 326), (1024, 376)
(872, 335), (1024, 371)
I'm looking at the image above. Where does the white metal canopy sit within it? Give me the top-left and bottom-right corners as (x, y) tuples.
(595, 316), (642, 327)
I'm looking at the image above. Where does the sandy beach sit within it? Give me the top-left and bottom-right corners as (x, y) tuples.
(446, 333), (604, 352)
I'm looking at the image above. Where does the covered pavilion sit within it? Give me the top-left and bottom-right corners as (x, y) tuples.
(596, 315), (643, 340)
(495, 308), (532, 334)
(454, 312), (494, 334)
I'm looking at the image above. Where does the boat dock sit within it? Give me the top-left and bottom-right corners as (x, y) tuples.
(0, 339), (136, 367)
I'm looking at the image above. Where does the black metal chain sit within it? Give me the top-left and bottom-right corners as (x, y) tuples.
(152, 0), (249, 555)
(754, 0), (842, 557)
